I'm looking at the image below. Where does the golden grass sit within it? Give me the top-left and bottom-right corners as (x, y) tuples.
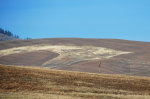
(0, 64), (150, 99)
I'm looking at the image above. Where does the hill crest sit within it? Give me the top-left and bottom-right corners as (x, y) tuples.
(0, 38), (150, 76)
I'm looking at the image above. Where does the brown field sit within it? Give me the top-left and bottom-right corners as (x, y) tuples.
(0, 64), (150, 99)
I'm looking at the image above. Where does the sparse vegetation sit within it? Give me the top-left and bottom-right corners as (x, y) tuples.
(0, 64), (150, 99)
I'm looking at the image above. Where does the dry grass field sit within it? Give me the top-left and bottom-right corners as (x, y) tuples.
(0, 64), (150, 99)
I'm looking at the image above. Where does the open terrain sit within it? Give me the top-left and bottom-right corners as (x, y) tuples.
(0, 38), (150, 76)
(0, 64), (150, 99)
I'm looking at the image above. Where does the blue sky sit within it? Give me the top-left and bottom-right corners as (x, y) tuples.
(0, 0), (150, 41)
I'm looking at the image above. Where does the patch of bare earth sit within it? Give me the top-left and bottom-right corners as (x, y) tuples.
(0, 50), (59, 66)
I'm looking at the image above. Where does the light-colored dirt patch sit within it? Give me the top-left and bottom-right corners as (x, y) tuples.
(0, 45), (131, 67)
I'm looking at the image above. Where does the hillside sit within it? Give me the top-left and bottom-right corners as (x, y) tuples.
(0, 28), (20, 41)
(0, 38), (150, 76)
(0, 64), (150, 99)
(0, 33), (18, 41)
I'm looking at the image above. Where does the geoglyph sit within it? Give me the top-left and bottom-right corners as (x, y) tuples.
(0, 44), (131, 67)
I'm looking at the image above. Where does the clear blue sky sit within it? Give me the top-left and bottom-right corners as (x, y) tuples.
(0, 0), (150, 41)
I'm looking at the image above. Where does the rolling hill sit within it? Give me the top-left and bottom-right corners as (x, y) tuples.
(0, 38), (150, 76)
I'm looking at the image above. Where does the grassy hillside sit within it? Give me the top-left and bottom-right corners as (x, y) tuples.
(0, 64), (150, 99)
(0, 38), (150, 76)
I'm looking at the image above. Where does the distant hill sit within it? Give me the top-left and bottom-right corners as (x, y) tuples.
(0, 28), (19, 41)
(0, 38), (150, 76)
(0, 33), (19, 41)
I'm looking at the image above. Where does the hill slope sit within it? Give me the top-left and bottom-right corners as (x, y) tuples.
(0, 33), (18, 41)
(0, 64), (150, 99)
(0, 38), (150, 76)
